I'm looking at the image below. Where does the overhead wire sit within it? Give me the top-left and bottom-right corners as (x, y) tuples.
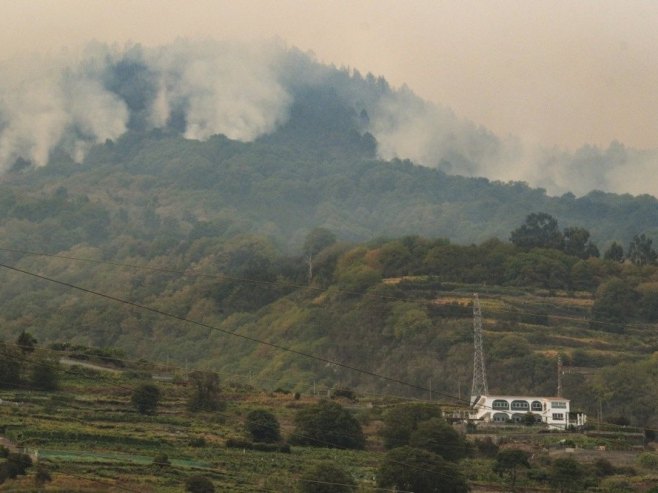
(0, 261), (441, 397)
(4, 245), (658, 332)
(0, 257), (649, 417)
(0, 249), (654, 425)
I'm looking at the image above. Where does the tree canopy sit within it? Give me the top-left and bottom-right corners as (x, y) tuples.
(131, 383), (161, 415)
(290, 400), (365, 449)
(245, 409), (281, 443)
(377, 446), (468, 493)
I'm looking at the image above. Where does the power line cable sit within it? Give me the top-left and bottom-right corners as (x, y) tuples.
(3, 245), (657, 332)
(0, 262), (638, 425)
(0, 261), (441, 397)
(1, 256), (653, 429)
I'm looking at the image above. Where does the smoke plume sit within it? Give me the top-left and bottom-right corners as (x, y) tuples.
(0, 40), (656, 198)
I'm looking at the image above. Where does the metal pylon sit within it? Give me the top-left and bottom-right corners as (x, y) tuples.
(471, 293), (488, 404)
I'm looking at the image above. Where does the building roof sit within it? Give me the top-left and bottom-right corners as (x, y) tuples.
(474, 394), (570, 401)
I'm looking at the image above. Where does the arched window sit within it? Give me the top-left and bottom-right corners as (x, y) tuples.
(493, 413), (509, 422)
(492, 399), (509, 410)
(531, 401), (543, 411)
(511, 400), (529, 410)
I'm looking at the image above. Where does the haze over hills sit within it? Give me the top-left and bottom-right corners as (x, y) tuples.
(1, 40), (658, 197)
(0, 41), (656, 434)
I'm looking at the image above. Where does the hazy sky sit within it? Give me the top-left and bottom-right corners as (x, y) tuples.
(2, 0), (658, 150)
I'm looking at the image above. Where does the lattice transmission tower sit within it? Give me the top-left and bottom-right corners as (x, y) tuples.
(470, 293), (489, 404)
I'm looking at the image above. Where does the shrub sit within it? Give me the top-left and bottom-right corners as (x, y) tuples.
(593, 458), (615, 477)
(185, 475), (215, 493)
(189, 437), (207, 448)
(381, 402), (442, 449)
(637, 452), (658, 470)
(474, 437), (499, 458)
(34, 463), (52, 488)
(0, 452), (32, 481)
(493, 449), (531, 490)
(550, 457), (587, 492)
(245, 409), (281, 443)
(331, 387), (356, 401)
(30, 357), (59, 391)
(187, 371), (223, 412)
(131, 383), (161, 415)
(290, 400), (365, 449)
(408, 418), (468, 461)
(153, 452), (170, 467)
(377, 446), (468, 493)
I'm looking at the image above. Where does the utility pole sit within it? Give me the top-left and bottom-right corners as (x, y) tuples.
(557, 354), (563, 397)
(470, 293), (489, 404)
(306, 254), (313, 284)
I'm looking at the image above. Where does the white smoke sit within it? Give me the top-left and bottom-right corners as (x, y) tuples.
(144, 40), (291, 142)
(0, 40), (292, 172)
(0, 52), (129, 171)
(0, 40), (656, 198)
(366, 85), (658, 197)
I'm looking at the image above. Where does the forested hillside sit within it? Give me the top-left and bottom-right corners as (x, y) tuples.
(0, 53), (658, 431)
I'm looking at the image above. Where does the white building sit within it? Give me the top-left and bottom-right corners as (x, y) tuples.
(470, 394), (586, 429)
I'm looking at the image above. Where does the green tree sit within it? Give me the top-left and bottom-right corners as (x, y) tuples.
(153, 452), (171, 468)
(603, 241), (624, 262)
(0, 453), (32, 480)
(16, 330), (37, 353)
(591, 279), (638, 324)
(563, 226), (599, 259)
(34, 463), (52, 491)
(245, 409), (281, 443)
(638, 284), (658, 322)
(290, 400), (365, 449)
(491, 334), (531, 359)
(493, 449), (530, 490)
(185, 475), (215, 493)
(0, 342), (22, 389)
(304, 227), (337, 257)
(298, 461), (356, 493)
(30, 357), (59, 391)
(510, 212), (564, 250)
(187, 371), (223, 412)
(131, 383), (161, 415)
(550, 457), (586, 493)
(381, 403), (442, 449)
(408, 418), (468, 461)
(377, 446), (468, 493)
(628, 233), (657, 266)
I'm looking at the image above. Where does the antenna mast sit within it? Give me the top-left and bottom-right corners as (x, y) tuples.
(471, 293), (488, 404)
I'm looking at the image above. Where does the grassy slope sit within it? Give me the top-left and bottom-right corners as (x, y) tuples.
(1, 356), (656, 492)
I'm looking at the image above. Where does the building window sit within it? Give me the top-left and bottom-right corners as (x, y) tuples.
(552, 401), (567, 409)
(492, 400), (509, 410)
(493, 413), (509, 422)
(552, 413), (564, 421)
(531, 401), (542, 411)
(511, 400), (529, 410)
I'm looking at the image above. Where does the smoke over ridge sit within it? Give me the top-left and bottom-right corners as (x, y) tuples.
(0, 40), (656, 197)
